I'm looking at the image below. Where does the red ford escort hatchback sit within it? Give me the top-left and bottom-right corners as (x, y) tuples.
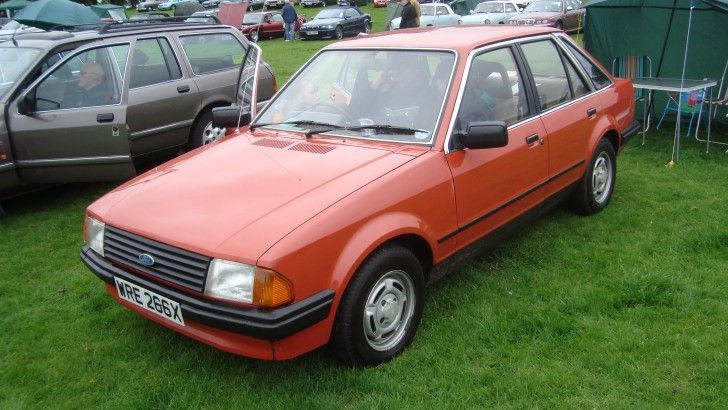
(81, 26), (638, 366)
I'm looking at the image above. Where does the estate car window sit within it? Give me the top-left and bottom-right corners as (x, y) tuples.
(130, 38), (182, 88)
(505, 3), (517, 12)
(436, 6), (448, 15)
(561, 40), (611, 90)
(34, 44), (129, 111)
(179, 33), (244, 75)
(520, 40), (571, 110)
(456, 47), (529, 128)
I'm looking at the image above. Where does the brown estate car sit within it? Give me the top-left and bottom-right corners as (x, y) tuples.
(0, 19), (276, 205)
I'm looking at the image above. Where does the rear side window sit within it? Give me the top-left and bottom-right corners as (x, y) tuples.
(520, 40), (571, 110)
(130, 38), (182, 88)
(562, 40), (611, 90)
(179, 33), (245, 75)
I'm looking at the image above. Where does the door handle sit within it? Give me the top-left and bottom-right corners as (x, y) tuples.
(587, 108), (597, 117)
(177, 85), (190, 93)
(525, 134), (540, 145)
(97, 113), (114, 123)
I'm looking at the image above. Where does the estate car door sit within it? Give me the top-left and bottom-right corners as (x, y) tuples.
(7, 43), (135, 183)
(446, 46), (549, 246)
(127, 36), (199, 157)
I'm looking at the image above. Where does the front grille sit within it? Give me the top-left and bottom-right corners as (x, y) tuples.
(104, 226), (210, 292)
(518, 19), (534, 25)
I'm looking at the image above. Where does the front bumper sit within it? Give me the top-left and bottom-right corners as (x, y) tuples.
(80, 245), (334, 341)
(299, 29), (336, 39)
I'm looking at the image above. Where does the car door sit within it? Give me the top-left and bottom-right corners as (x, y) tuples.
(446, 45), (549, 246)
(127, 36), (199, 157)
(342, 8), (358, 34)
(518, 37), (596, 197)
(7, 43), (136, 183)
(270, 13), (285, 37)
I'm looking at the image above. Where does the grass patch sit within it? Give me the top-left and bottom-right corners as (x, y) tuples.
(2, 10), (728, 407)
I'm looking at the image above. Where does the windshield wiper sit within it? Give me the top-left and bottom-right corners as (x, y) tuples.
(345, 124), (429, 135)
(250, 120), (345, 135)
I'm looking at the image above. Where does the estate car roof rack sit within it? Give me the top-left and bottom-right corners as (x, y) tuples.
(97, 16), (222, 34)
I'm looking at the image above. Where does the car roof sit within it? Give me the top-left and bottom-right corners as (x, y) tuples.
(327, 25), (556, 53)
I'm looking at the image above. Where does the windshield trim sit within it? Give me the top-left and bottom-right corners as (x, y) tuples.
(252, 47), (459, 147)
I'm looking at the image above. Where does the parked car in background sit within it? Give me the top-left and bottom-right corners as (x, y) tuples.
(129, 12), (169, 19)
(509, 0), (584, 32)
(0, 20), (276, 201)
(136, 0), (164, 11)
(185, 8), (219, 22)
(202, 0), (222, 8)
(337, 0), (367, 7)
(241, 11), (285, 42)
(264, 0), (299, 8)
(301, 0), (336, 6)
(158, 0), (189, 11)
(80, 25), (638, 365)
(389, 3), (460, 29)
(372, 0), (387, 7)
(459, 0), (521, 25)
(299, 6), (370, 40)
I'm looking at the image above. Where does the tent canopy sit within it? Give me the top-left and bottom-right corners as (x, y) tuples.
(583, 0), (728, 119)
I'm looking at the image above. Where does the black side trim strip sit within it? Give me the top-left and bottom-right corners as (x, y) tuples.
(438, 160), (584, 243)
(620, 120), (641, 145)
(80, 246), (334, 341)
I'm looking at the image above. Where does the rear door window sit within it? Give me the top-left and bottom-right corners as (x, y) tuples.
(520, 40), (571, 110)
(561, 40), (611, 90)
(130, 38), (182, 88)
(179, 33), (245, 75)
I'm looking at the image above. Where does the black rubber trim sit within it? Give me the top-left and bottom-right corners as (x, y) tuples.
(620, 120), (641, 145)
(80, 246), (334, 341)
(438, 160), (584, 243)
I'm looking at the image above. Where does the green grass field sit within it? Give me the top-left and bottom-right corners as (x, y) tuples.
(2, 7), (728, 407)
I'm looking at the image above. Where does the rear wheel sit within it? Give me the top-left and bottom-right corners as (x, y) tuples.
(250, 29), (259, 42)
(571, 138), (616, 215)
(364, 21), (371, 34)
(555, 20), (563, 30)
(330, 245), (425, 366)
(334, 25), (343, 39)
(190, 109), (226, 149)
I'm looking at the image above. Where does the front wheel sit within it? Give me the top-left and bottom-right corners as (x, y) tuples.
(330, 245), (425, 366)
(250, 29), (259, 42)
(571, 138), (616, 215)
(334, 25), (343, 40)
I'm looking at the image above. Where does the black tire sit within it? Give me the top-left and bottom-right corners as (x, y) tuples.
(330, 245), (425, 366)
(364, 21), (371, 34)
(334, 25), (343, 40)
(189, 109), (224, 149)
(250, 29), (259, 42)
(571, 138), (617, 215)
(555, 20), (563, 31)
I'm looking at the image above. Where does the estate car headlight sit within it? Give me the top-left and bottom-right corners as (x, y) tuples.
(84, 216), (105, 257)
(205, 258), (293, 308)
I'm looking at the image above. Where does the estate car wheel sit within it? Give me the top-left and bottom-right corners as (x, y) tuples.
(334, 25), (343, 40)
(572, 138), (616, 215)
(190, 109), (226, 149)
(250, 29), (259, 42)
(330, 245), (425, 366)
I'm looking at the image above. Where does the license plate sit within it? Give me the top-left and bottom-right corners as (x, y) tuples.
(307, 31), (318, 35)
(114, 277), (185, 326)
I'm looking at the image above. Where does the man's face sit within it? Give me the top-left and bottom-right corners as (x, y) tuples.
(78, 65), (102, 90)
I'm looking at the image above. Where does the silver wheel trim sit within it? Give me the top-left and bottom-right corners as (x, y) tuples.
(363, 269), (416, 351)
(201, 121), (226, 145)
(592, 152), (613, 204)
(251, 30), (258, 42)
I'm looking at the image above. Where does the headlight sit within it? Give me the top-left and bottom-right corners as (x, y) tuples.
(205, 259), (293, 308)
(84, 216), (105, 257)
(324, 24), (335, 29)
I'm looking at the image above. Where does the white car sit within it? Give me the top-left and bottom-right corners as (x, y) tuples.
(460, 1), (522, 25)
(389, 3), (461, 30)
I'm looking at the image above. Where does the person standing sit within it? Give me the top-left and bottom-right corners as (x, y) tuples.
(411, 0), (421, 27)
(282, 0), (297, 42)
(398, 0), (417, 29)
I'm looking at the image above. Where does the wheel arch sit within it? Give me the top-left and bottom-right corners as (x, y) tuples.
(188, 100), (231, 140)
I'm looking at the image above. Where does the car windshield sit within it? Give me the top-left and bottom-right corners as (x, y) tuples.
(421, 5), (435, 16)
(244, 14), (265, 23)
(525, 0), (562, 12)
(475, 2), (504, 13)
(315, 9), (344, 19)
(254, 49), (456, 145)
(0, 47), (41, 100)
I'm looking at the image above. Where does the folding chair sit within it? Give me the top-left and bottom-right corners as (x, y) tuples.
(612, 55), (652, 101)
(656, 88), (707, 137)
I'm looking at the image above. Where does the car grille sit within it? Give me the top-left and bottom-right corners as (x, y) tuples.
(517, 19), (535, 25)
(104, 226), (210, 292)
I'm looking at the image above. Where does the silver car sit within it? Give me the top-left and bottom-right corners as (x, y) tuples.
(0, 21), (275, 202)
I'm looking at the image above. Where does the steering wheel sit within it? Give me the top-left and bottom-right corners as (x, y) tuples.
(300, 101), (355, 123)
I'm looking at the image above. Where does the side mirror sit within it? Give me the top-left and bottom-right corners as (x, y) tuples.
(457, 121), (508, 149)
(17, 93), (35, 116)
(212, 106), (251, 128)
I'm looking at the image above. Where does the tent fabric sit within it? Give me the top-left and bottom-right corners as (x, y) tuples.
(583, 0), (728, 120)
